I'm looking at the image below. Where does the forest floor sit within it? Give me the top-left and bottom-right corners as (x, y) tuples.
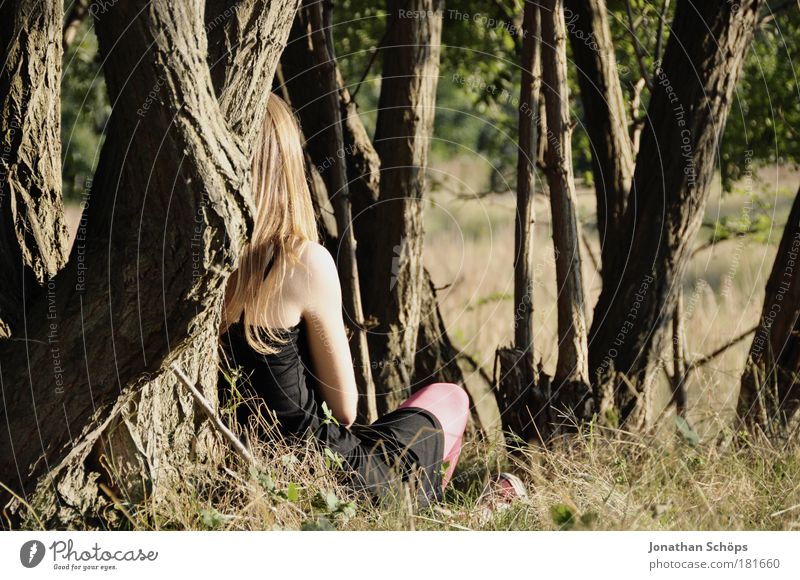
(136, 418), (800, 531)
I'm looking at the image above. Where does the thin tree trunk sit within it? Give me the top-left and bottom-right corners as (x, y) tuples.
(280, 1), (383, 423)
(366, 0), (444, 413)
(63, 0), (89, 50)
(563, 0), (634, 282)
(0, 0), (69, 339)
(514, 0), (541, 358)
(588, 0), (765, 427)
(338, 82), (467, 399)
(306, 0), (377, 423)
(495, 0), (543, 440)
(541, 0), (591, 396)
(282, 0), (468, 417)
(0, 0), (299, 527)
(739, 185), (800, 437)
(337, 66), (382, 242)
(280, 7), (379, 254)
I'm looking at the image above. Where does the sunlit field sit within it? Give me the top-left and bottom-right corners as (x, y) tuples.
(424, 159), (799, 437)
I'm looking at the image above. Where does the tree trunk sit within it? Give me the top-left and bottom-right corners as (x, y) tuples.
(307, 0), (377, 423)
(340, 87), (467, 402)
(280, 7), (379, 256)
(671, 288), (688, 419)
(514, 0), (541, 358)
(541, 0), (592, 400)
(279, 0), (378, 423)
(495, 0), (543, 441)
(587, 0), (764, 427)
(0, 0), (299, 528)
(0, 0), (69, 339)
(563, 0), (634, 284)
(739, 186), (800, 437)
(364, 0), (444, 413)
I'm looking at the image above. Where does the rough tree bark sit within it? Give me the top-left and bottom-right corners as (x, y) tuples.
(365, 0), (444, 413)
(563, 0), (634, 283)
(739, 186), (800, 438)
(587, 0), (765, 427)
(0, 0), (299, 527)
(0, 0), (69, 340)
(494, 0), (543, 440)
(541, 0), (592, 403)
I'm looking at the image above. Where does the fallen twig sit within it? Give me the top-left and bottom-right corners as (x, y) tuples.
(171, 363), (256, 466)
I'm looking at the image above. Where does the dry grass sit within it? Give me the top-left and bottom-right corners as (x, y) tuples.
(133, 420), (800, 531)
(61, 163), (800, 530)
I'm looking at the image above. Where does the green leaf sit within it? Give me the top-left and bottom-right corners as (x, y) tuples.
(250, 466), (276, 493)
(675, 416), (699, 447)
(320, 401), (340, 426)
(325, 491), (340, 512)
(286, 482), (299, 502)
(301, 516), (335, 531)
(199, 508), (232, 529)
(550, 503), (575, 530)
(324, 447), (345, 470)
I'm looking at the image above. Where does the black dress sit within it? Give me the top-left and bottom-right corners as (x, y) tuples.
(218, 319), (445, 508)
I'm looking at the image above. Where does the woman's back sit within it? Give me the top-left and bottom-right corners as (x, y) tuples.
(222, 241), (360, 427)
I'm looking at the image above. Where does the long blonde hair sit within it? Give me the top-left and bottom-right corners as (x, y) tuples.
(222, 93), (318, 354)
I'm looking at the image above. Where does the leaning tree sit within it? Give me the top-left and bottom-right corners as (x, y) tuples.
(739, 185), (800, 438)
(585, 0), (766, 427)
(0, 0), (299, 528)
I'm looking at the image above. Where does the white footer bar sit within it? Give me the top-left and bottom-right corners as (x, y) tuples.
(2, 531), (798, 578)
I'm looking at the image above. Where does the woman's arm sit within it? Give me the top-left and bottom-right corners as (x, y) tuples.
(296, 242), (359, 428)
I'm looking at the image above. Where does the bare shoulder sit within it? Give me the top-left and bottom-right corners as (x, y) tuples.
(289, 240), (341, 306)
(297, 240), (337, 274)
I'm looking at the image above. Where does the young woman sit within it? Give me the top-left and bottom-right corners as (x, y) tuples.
(218, 94), (470, 507)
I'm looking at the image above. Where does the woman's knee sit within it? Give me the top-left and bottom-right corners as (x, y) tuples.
(399, 382), (470, 428)
(435, 382), (469, 411)
(422, 382), (470, 423)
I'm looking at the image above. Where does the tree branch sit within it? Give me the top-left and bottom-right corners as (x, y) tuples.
(623, 0), (654, 91)
(0, 0), (69, 338)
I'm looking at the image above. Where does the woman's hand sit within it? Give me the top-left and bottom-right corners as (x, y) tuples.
(293, 242), (359, 428)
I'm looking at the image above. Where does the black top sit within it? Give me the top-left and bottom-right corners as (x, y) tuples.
(218, 318), (445, 508)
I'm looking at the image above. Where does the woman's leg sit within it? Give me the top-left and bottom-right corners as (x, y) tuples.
(397, 382), (470, 489)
